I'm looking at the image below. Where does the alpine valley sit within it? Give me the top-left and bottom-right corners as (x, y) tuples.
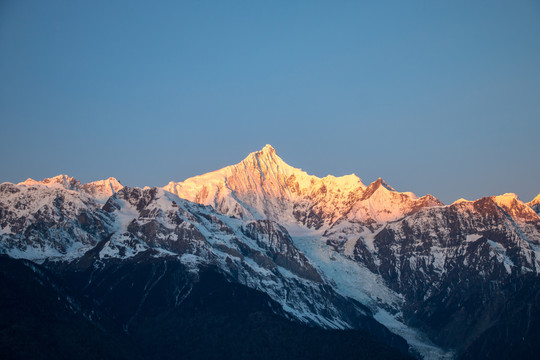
(1, 145), (539, 359)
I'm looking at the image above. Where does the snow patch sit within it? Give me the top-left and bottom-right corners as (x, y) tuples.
(374, 309), (456, 360)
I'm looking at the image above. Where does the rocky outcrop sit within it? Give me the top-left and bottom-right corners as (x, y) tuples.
(241, 220), (322, 282)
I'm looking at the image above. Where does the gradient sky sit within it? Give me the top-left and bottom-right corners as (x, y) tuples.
(1, 1), (539, 204)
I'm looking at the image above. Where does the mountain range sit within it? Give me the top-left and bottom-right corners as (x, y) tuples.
(1, 145), (539, 359)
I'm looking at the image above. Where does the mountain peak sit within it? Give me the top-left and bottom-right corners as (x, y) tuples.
(361, 178), (396, 199)
(528, 193), (540, 207)
(492, 193), (519, 205)
(261, 144), (276, 154)
(82, 177), (124, 198)
(162, 146), (446, 226)
(244, 144), (280, 163)
(376, 178), (395, 192)
(18, 174), (80, 189)
(238, 145), (296, 179)
(15, 175), (123, 199)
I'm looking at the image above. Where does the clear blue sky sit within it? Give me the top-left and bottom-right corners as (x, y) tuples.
(1, 1), (539, 204)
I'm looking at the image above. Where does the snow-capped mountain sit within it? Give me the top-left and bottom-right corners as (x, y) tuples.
(1, 145), (539, 360)
(0, 181), (113, 260)
(17, 175), (124, 199)
(163, 145), (441, 229)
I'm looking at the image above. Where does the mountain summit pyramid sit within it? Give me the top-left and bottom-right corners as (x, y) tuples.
(163, 144), (442, 228)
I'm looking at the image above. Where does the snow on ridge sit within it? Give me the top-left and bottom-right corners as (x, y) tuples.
(83, 177), (124, 199)
(492, 193), (519, 206)
(162, 145), (366, 201)
(161, 145), (442, 228)
(527, 193), (540, 207)
(14, 174), (124, 200)
(18, 174), (78, 189)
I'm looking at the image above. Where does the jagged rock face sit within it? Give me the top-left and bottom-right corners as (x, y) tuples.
(241, 220), (322, 282)
(0, 182), (112, 259)
(350, 195), (540, 354)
